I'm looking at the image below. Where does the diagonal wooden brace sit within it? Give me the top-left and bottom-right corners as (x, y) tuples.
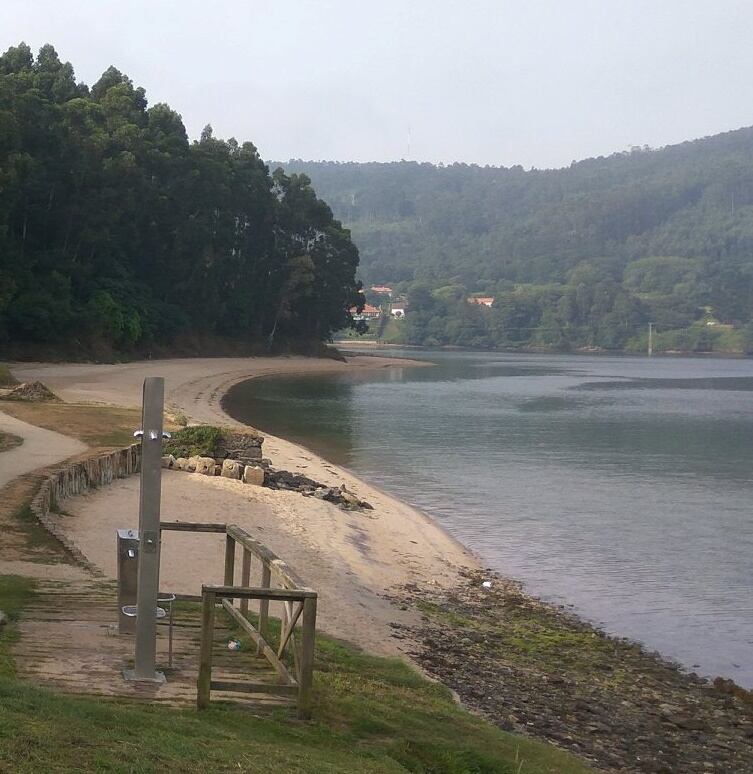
(278, 600), (304, 659)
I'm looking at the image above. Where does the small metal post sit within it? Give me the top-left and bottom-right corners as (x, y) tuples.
(197, 589), (216, 709)
(124, 377), (166, 684)
(168, 598), (174, 668)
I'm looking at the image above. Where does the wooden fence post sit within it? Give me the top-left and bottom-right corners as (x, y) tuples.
(297, 595), (317, 719)
(257, 564), (271, 656)
(240, 548), (251, 616)
(224, 535), (236, 600)
(197, 590), (216, 709)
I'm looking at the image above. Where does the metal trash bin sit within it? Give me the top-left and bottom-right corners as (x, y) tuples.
(121, 594), (176, 667)
(117, 528), (139, 634)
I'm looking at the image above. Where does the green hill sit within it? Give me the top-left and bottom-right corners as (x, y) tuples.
(276, 129), (753, 352)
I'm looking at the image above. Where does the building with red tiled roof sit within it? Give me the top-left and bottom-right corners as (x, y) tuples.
(468, 296), (495, 307)
(350, 303), (382, 321)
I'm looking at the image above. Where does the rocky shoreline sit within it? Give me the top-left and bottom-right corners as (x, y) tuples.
(392, 569), (753, 773)
(162, 427), (373, 511)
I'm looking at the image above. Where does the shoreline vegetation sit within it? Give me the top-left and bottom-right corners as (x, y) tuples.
(2, 354), (753, 772)
(335, 338), (751, 358)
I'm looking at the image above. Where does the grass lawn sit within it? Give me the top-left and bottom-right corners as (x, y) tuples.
(0, 576), (593, 774)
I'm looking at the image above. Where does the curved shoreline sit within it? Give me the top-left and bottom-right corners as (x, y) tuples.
(169, 356), (481, 575)
(218, 372), (484, 571)
(11, 355), (479, 656)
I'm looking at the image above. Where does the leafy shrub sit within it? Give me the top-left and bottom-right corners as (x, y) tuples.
(163, 425), (222, 458)
(0, 365), (18, 387)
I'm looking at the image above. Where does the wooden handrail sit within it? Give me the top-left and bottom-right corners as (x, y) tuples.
(199, 586), (317, 718)
(160, 521), (306, 589)
(160, 521), (227, 533)
(226, 524), (306, 589)
(167, 520), (318, 718)
(202, 584), (316, 601)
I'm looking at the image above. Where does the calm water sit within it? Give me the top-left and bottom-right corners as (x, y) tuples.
(223, 351), (753, 686)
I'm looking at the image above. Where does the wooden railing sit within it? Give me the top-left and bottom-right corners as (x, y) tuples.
(160, 521), (318, 719)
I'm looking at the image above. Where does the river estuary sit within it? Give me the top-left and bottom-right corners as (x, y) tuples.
(223, 350), (753, 687)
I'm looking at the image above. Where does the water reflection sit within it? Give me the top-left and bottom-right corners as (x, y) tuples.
(225, 375), (360, 465)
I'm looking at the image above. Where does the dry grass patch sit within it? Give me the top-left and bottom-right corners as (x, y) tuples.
(0, 402), (177, 449)
(0, 473), (72, 564)
(0, 432), (22, 453)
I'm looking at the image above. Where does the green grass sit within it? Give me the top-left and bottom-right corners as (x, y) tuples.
(0, 364), (18, 387)
(0, 575), (35, 678)
(625, 323), (745, 354)
(0, 577), (592, 774)
(12, 505), (71, 561)
(163, 425), (223, 459)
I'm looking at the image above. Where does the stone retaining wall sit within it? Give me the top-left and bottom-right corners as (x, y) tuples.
(29, 444), (141, 574)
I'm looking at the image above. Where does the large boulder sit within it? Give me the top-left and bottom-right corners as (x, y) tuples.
(175, 457), (189, 470)
(340, 488), (361, 507)
(242, 465), (265, 486)
(186, 456), (200, 472)
(194, 456), (216, 475)
(161, 454), (177, 469)
(215, 431), (264, 465)
(221, 459), (243, 480)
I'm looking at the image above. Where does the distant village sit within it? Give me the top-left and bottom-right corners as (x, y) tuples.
(350, 286), (495, 323)
(349, 286), (407, 322)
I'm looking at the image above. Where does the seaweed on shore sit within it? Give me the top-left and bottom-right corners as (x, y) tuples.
(393, 569), (753, 773)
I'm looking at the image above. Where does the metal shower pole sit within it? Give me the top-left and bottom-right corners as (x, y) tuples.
(124, 376), (166, 684)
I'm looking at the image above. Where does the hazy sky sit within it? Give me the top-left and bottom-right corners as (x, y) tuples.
(2, 1), (753, 168)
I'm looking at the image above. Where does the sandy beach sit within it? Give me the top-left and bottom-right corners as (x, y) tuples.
(8, 355), (479, 656)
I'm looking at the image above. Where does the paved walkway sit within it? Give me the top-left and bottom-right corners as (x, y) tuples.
(0, 410), (86, 488)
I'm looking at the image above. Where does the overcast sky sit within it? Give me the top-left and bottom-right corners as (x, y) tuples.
(2, 1), (753, 169)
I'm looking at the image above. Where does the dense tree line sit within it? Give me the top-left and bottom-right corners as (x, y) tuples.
(0, 44), (363, 356)
(280, 129), (753, 352)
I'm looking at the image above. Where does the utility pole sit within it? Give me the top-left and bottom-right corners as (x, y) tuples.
(648, 322), (654, 358)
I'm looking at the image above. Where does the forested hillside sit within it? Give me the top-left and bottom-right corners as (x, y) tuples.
(280, 130), (753, 352)
(0, 44), (363, 358)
